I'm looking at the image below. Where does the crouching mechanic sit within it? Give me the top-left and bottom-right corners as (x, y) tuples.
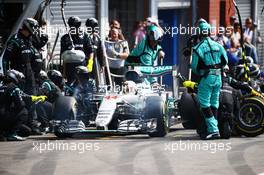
(190, 20), (228, 139)
(126, 25), (165, 84)
(0, 70), (47, 141)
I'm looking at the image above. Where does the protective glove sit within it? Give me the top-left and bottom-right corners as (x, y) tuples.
(251, 89), (264, 98)
(87, 58), (94, 73)
(31, 95), (47, 102)
(183, 80), (197, 90)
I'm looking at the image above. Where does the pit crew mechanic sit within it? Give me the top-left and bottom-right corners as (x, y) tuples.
(0, 70), (46, 141)
(126, 24), (165, 84)
(2, 18), (43, 134)
(190, 20), (228, 140)
(60, 16), (93, 84)
(85, 18), (104, 85)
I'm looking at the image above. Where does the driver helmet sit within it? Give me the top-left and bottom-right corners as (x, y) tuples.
(122, 81), (137, 94)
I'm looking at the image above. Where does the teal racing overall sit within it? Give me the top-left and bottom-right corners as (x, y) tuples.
(126, 37), (162, 84)
(191, 37), (228, 134)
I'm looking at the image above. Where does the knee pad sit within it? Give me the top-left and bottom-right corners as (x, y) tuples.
(201, 107), (213, 118)
(211, 106), (218, 118)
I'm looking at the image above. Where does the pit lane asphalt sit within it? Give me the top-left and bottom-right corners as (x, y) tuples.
(0, 125), (264, 175)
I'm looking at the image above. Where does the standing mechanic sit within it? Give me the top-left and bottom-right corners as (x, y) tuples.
(2, 18), (43, 134)
(190, 20), (228, 139)
(126, 25), (164, 84)
(85, 18), (104, 86)
(2, 18), (39, 95)
(60, 16), (93, 84)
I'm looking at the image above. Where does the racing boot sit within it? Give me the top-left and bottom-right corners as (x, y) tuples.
(203, 117), (220, 140)
(6, 132), (26, 141)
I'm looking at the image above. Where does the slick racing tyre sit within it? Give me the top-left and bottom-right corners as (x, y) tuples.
(179, 92), (201, 129)
(145, 96), (168, 137)
(236, 96), (264, 137)
(53, 96), (76, 121)
(53, 96), (76, 138)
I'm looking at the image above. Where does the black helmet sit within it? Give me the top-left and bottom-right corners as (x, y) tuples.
(68, 16), (81, 28)
(22, 18), (39, 35)
(85, 18), (98, 28)
(75, 66), (89, 83)
(32, 32), (49, 49)
(47, 70), (64, 87)
(6, 69), (25, 84)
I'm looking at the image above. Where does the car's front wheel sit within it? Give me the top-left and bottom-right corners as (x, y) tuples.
(145, 96), (168, 137)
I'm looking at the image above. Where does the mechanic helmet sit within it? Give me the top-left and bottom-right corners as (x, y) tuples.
(6, 69), (25, 85)
(198, 20), (211, 35)
(237, 56), (254, 65)
(22, 18), (39, 36)
(146, 17), (159, 27)
(39, 70), (48, 81)
(75, 66), (89, 83)
(146, 25), (163, 43)
(68, 16), (81, 28)
(85, 18), (98, 28)
(249, 63), (260, 78)
(233, 63), (260, 80)
(32, 32), (49, 50)
(47, 70), (64, 88)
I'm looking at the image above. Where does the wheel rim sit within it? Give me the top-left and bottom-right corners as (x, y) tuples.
(239, 103), (263, 128)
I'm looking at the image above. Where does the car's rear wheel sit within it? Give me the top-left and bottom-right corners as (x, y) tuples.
(236, 96), (264, 137)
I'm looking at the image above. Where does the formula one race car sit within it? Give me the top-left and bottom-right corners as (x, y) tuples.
(51, 65), (187, 138)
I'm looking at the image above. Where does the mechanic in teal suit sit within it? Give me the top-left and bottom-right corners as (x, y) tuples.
(126, 25), (164, 84)
(191, 20), (228, 139)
